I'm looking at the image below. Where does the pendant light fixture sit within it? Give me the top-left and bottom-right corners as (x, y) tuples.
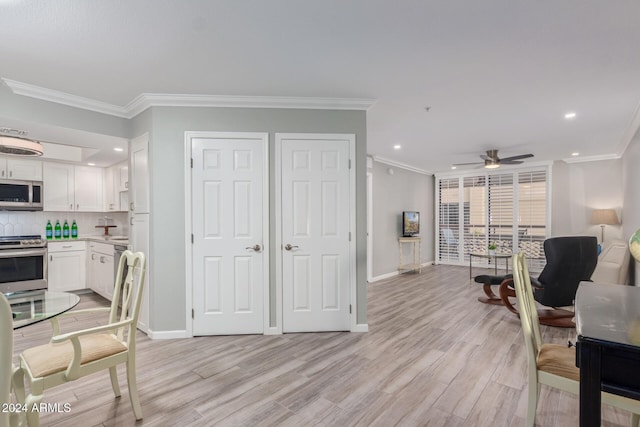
(0, 128), (44, 156)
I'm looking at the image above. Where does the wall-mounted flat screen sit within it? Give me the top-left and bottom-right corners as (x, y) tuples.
(403, 211), (420, 237)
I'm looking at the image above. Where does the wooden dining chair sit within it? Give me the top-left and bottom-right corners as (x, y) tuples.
(1, 293), (32, 427)
(511, 252), (640, 427)
(18, 250), (146, 427)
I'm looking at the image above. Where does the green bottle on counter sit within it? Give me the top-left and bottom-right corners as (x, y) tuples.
(45, 220), (53, 240)
(63, 220), (70, 239)
(54, 220), (61, 239)
(71, 220), (78, 239)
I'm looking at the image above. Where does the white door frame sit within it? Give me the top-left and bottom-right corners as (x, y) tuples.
(274, 133), (357, 334)
(367, 172), (373, 283)
(184, 131), (270, 337)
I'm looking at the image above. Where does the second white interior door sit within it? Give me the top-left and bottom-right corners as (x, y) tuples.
(279, 134), (352, 333)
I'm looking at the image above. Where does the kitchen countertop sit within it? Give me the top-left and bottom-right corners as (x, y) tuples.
(68, 235), (129, 245)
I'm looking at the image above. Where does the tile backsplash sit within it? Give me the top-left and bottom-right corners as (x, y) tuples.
(0, 211), (128, 237)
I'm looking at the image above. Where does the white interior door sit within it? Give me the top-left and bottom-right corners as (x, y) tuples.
(191, 133), (267, 335)
(279, 135), (352, 332)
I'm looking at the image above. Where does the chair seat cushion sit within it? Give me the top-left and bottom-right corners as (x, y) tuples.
(21, 333), (127, 378)
(537, 343), (580, 381)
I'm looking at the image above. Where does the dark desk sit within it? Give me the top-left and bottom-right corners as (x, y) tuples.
(7, 290), (80, 329)
(575, 282), (640, 427)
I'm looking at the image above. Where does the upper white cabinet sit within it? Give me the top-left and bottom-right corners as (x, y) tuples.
(130, 134), (149, 213)
(0, 158), (42, 180)
(104, 161), (128, 212)
(43, 163), (103, 211)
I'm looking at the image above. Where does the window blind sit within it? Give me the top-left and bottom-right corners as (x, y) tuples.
(438, 177), (460, 262)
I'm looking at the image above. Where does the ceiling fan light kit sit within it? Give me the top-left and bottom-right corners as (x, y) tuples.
(0, 128), (44, 157)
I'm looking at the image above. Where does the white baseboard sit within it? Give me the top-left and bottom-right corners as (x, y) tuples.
(352, 323), (369, 332)
(264, 326), (282, 335)
(147, 329), (190, 340)
(369, 261), (434, 283)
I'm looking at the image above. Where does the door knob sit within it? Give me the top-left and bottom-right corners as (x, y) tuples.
(245, 244), (261, 252)
(284, 244), (299, 251)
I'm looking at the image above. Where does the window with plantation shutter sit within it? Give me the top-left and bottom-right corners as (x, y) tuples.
(438, 177), (460, 262)
(488, 174), (514, 254)
(463, 176), (486, 260)
(436, 167), (549, 271)
(517, 170), (547, 270)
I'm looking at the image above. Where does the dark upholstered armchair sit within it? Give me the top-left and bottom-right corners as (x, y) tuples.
(499, 236), (598, 327)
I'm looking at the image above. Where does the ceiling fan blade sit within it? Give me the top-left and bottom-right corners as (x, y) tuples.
(500, 160), (525, 165)
(452, 161), (484, 166)
(500, 153), (534, 162)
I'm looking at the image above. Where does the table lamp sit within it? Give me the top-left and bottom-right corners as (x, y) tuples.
(590, 209), (619, 243)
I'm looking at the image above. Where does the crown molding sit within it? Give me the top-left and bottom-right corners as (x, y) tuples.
(562, 153), (621, 164)
(3, 78), (129, 118)
(617, 99), (640, 157)
(3, 78), (376, 119)
(371, 155), (433, 175)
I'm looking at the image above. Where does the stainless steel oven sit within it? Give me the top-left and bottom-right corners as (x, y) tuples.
(0, 235), (47, 294)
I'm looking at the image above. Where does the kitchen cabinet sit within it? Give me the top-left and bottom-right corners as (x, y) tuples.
(104, 161), (128, 212)
(48, 241), (86, 292)
(130, 135), (149, 213)
(130, 213), (149, 332)
(0, 157), (42, 180)
(88, 241), (115, 300)
(43, 163), (103, 212)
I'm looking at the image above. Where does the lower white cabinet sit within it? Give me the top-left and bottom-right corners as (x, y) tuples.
(88, 242), (115, 300)
(48, 241), (87, 292)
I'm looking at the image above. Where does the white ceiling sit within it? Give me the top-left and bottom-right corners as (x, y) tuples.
(1, 0), (639, 172)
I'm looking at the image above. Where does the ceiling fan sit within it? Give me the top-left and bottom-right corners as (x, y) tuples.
(453, 149), (534, 169)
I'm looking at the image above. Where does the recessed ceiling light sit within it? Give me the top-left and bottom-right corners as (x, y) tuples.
(571, 152), (580, 156)
(114, 147), (124, 152)
(393, 144), (401, 150)
(451, 166), (457, 170)
(87, 162), (96, 166)
(564, 112), (577, 119)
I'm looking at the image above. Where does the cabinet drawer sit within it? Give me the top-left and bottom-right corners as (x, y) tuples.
(89, 242), (114, 256)
(48, 241), (86, 252)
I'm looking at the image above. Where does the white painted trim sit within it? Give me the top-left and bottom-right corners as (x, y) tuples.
(371, 155), (433, 175)
(3, 78), (376, 119)
(435, 161), (553, 178)
(617, 100), (640, 157)
(353, 324), (369, 333)
(2, 78), (129, 118)
(147, 329), (190, 340)
(275, 133), (357, 333)
(184, 131), (270, 337)
(367, 172), (373, 283)
(264, 326), (281, 336)
(562, 153), (621, 164)
(369, 261), (434, 283)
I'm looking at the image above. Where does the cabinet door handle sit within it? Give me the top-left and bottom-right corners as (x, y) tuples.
(1, 170), (4, 177)
(62, 245), (72, 249)
(125, 181), (128, 189)
(130, 217), (134, 226)
(91, 253), (96, 260)
(77, 204), (79, 210)
(70, 203), (73, 210)
(8, 171), (12, 178)
(50, 255), (53, 262)
(130, 202), (135, 211)
(100, 256), (105, 263)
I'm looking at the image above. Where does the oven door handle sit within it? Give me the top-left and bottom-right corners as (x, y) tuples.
(0, 248), (47, 258)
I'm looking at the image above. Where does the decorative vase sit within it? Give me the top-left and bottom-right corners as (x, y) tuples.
(488, 249), (496, 256)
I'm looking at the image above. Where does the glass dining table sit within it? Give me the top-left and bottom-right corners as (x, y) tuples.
(7, 289), (80, 329)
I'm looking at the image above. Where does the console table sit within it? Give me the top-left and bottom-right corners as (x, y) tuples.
(398, 236), (422, 273)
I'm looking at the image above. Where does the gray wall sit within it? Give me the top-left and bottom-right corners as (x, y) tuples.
(0, 84), (129, 138)
(148, 106), (368, 330)
(622, 131), (640, 285)
(551, 159), (624, 241)
(370, 161), (434, 278)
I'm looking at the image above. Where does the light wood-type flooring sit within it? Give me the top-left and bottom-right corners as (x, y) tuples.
(11, 265), (635, 426)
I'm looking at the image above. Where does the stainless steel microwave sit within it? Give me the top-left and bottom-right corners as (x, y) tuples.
(0, 179), (43, 210)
